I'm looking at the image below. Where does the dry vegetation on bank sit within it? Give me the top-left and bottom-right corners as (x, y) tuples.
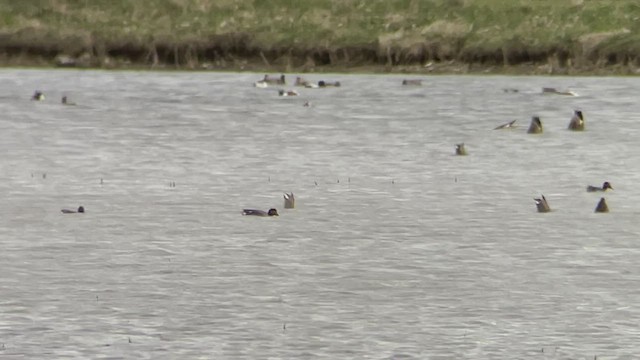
(1, 0), (640, 74)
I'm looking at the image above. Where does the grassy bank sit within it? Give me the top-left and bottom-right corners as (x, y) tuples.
(1, 0), (640, 74)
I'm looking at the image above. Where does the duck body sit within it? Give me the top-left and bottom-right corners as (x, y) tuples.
(284, 193), (295, 209)
(494, 120), (517, 130)
(278, 89), (299, 97)
(542, 87), (578, 96)
(534, 195), (551, 213)
(527, 116), (543, 134)
(32, 91), (45, 101)
(595, 198), (609, 213)
(568, 110), (584, 131)
(455, 143), (467, 156)
(242, 208), (279, 216)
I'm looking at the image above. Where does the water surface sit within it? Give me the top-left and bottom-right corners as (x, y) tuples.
(1, 70), (639, 359)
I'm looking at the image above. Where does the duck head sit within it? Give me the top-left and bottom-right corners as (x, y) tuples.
(268, 208), (279, 216)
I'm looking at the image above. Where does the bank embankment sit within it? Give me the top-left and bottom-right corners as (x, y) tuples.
(1, 0), (639, 75)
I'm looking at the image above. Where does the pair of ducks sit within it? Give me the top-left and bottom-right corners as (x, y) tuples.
(242, 192), (294, 217)
(402, 79), (422, 86)
(535, 182), (613, 213)
(528, 110), (584, 133)
(294, 77), (341, 88)
(278, 89), (299, 97)
(254, 74), (286, 87)
(61, 192), (295, 217)
(31, 91), (76, 105)
(493, 110), (584, 133)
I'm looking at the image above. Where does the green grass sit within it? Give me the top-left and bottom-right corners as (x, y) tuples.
(1, 0), (639, 70)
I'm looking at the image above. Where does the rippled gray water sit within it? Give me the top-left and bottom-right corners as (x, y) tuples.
(1, 69), (639, 359)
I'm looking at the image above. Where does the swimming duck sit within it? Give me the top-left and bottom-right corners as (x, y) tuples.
(594, 198), (609, 213)
(278, 89), (299, 97)
(455, 143), (467, 156)
(567, 110), (584, 131)
(61, 96), (76, 105)
(318, 80), (341, 87)
(284, 192), (295, 209)
(402, 79), (422, 86)
(263, 74), (286, 85)
(533, 195), (551, 212)
(534, 195), (551, 213)
(587, 182), (613, 192)
(542, 87), (578, 96)
(31, 91), (45, 101)
(494, 120), (517, 130)
(295, 77), (312, 87)
(242, 208), (279, 216)
(296, 78), (341, 88)
(61, 206), (84, 214)
(527, 116), (543, 134)
(254, 74), (286, 87)
(254, 80), (269, 88)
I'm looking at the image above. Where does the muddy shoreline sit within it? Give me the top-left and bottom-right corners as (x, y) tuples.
(1, 36), (638, 76)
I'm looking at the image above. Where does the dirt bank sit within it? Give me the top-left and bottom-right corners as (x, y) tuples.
(1, 31), (639, 76)
(3, 0), (640, 75)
